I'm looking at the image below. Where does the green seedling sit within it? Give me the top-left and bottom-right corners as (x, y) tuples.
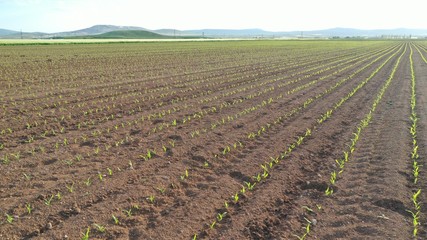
(123, 208), (132, 217)
(253, 173), (261, 182)
(325, 186), (333, 196)
(412, 189), (421, 210)
(193, 234), (197, 240)
(23, 173), (31, 180)
(44, 195), (54, 206)
(93, 223), (106, 233)
(112, 214), (119, 225)
(26, 203), (32, 214)
(203, 161), (209, 168)
(107, 167), (113, 176)
(98, 172), (103, 181)
(210, 221), (216, 229)
(217, 212), (227, 222)
(240, 186), (246, 194)
(224, 201), (229, 209)
(330, 171), (337, 185)
(233, 193), (239, 203)
(147, 149), (153, 159)
(180, 169), (189, 180)
(84, 177), (92, 186)
(157, 187), (166, 194)
(262, 170), (269, 179)
(56, 192), (62, 200)
(81, 227), (90, 240)
(148, 195), (155, 204)
(335, 159), (345, 174)
(63, 159), (73, 166)
(65, 182), (74, 193)
(244, 181), (256, 191)
(302, 206), (314, 213)
(5, 213), (13, 224)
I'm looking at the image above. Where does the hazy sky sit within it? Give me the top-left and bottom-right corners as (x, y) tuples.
(1, 0), (426, 32)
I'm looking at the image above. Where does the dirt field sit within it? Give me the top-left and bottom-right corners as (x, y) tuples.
(0, 40), (426, 239)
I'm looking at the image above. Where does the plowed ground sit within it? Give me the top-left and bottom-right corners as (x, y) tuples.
(1, 40), (427, 240)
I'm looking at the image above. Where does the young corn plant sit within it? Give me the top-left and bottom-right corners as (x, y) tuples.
(81, 227), (90, 240)
(5, 213), (14, 224)
(293, 218), (311, 240)
(123, 208), (132, 217)
(112, 214), (119, 225)
(26, 203), (32, 214)
(147, 195), (156, 204)
(180, 169), (189, 181)
(93, 223), (106, 233)
(217, 212), (227, 222)
(44, 195), (54, 206)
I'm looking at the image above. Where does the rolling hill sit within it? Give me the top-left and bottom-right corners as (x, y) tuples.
(61, 30), (183, 39)
(1, 25), (427, 39)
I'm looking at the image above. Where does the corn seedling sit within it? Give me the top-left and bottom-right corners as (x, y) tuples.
(412, 189), (421, 211)
(244, 181), (256, 191)
(335, 159), (345, 174)
(217, 212), (227, 222)
(65, 182), (74, 193)
(262, 170), (269, 179)
(293, 218), (311, 240)
(233, 193), (239, 203)
(325, 186), (333, 196)
(112, 214), (119, 224)
(56, 192), (62, 200)
(203, 161), (209, 168)
(302, 206), (314, 213)
(84, 177), (92, 186)
(123, 208), (132, 217)
(93, 223), (106, 233)
(98, 172), (103, 181)
(5, 213), (13, 224)
(224, 201), (229, 209)
(26, 203), (32, 214)
(253, 173), (261, 182)
(157, 187), (166, 194)
(330, 171), (337, 185)
(210, 221), (216, 229)
(44, 195), (54, 206)
(180, 169), (189, 180)
(148, 195), (156, 204)
(23, 173), (31, 180)
(81, 227), (90, 240)
(107, 167), (113, 176)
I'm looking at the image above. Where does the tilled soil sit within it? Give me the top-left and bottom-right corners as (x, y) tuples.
(0, 41), (426, 240)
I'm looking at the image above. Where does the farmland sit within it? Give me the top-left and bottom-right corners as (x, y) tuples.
(1, 40), (427, 239)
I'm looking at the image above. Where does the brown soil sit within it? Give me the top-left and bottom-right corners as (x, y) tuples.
(0, 41), (426, 240)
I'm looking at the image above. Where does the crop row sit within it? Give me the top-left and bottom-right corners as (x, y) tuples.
(192, 44), (405, 239)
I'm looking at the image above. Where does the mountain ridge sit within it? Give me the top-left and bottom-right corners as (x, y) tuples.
(1, 25), (426, 39)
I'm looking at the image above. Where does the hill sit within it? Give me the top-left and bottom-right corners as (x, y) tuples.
(1, 25), (427, 39)
(60, 30), (203, 39)
(53, 25), (147, 37)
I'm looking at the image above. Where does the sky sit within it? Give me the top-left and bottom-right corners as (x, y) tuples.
(0, 0), (426, 33)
